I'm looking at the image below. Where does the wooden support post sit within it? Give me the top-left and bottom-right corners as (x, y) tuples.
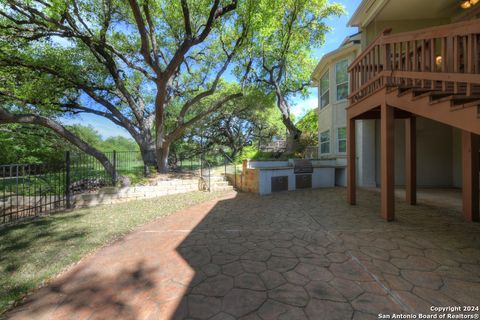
(381, 104), (395, 221)
(461, 131), (479, 222)
(347, 117), (356, 205)
(405, 117), (417, 205)
(467, 34), (474, 96)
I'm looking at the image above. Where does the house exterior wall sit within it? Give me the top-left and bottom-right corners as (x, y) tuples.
(372, 117), (457, 188)
(364, 19), (450, 46)
(452, 128), (462, 188)
(317, 51), (357, 160)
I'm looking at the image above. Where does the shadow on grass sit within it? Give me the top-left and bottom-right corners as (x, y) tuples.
(0, 213), (91, 313)
(0, 214), (86, 273)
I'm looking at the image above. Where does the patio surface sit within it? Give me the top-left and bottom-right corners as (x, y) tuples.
(6, 188), (480, 320)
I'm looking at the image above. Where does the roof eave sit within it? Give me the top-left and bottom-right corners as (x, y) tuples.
(348, 0), (390, 28)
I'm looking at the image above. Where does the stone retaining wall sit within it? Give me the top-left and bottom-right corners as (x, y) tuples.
(73, 179), (200, 208)
(225, 168), (259, 194)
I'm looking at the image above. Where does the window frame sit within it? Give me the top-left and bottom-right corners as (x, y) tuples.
(335, 59), (349, 102)
(336, 127), (347, 154)
(319, 71), (330, 109)
(320, 129), (331, 155)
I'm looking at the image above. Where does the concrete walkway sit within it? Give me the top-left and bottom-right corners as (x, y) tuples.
(6, 188), (480, 320)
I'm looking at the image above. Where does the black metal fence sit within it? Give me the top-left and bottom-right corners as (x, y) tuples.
(0, 150), (144, 224)
(0, 149), (239, 225)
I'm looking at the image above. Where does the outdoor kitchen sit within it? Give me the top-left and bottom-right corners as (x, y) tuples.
(227, 159), (347, 195)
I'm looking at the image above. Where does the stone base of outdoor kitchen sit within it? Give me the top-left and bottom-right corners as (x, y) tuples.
(226, 159), (347, 196)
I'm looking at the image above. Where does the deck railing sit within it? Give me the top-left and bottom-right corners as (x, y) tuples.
(348, 19), (480, 105)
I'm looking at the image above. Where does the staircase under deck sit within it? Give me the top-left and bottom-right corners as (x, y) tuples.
(346, 19), (480, 222)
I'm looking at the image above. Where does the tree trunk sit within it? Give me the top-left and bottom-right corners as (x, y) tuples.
(154, 80), (170, 173)
(274, 88), (302, 153)
(140, 143), (157, 167)
(157, 143), (170, 173)
(139, 142), (157, 176)
(285, 125), (302, 153)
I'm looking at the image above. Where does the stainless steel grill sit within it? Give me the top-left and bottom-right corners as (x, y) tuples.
(293, 159), (313, 174)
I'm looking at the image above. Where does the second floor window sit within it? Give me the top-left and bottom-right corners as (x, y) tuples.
(336, 59), (349, 101)
(320, 130), (330, 154)
(320, 71), (329, 109)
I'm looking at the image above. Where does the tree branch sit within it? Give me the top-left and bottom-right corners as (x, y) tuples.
(168, 92), (243, 141)
(0, 108), (114, 176)
(181, 0), (193, 37)
(127, 0), (162, 76)
(164, 0), (238, 80)
(177, 25), (247, 124)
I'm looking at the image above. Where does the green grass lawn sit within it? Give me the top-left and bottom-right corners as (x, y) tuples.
(0, 190), (228, 314)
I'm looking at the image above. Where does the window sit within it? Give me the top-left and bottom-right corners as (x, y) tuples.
(335, 59), (349, 101)
(320, 130), (330, 154)
(319, 71), (329, 109)
(337, 127), (346, 153)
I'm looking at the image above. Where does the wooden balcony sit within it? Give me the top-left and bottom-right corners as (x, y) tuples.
(348, 19), (480, 129)
(346, 19), (480, 223)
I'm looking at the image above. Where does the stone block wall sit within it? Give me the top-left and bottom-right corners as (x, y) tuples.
(225, 169), (259, 194)
(73, 179), (200, 208)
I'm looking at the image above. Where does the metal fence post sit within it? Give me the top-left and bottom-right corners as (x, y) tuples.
(113, 150), (117, 184)
(65, 151), (71, 209)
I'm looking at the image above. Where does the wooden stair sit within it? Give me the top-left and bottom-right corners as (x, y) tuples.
(380, 85), (480, 134)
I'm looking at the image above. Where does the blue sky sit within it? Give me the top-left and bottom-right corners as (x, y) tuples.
(62, 0), (362, 139)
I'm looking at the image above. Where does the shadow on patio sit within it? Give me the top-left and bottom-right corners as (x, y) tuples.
(6, 188), (480, 320)
(168, 188), (480, 319)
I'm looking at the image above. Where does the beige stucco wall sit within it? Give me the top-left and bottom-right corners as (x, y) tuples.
(317, 50), (357, 159)
(452, 128), (463, 189)
(364, 18), (451, 46)
(374, 118), (456, 187)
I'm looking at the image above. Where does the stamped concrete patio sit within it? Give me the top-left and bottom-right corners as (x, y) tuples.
(6, 188), (480, 320)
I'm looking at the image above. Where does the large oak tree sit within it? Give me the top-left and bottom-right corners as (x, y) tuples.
(0, 0), (252, 172)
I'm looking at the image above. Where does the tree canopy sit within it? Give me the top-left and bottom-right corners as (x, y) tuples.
(240, 0), (344, 151)
(0, 0), (343, 173)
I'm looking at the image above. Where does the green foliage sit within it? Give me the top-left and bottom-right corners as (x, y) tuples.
(237, 146), (289, 161)
(0, 124), (138, 165)
(296, 109), (319, 146)
(0, 0), (342, 166)
(68, 125), (139, 152)
(0, 0), (252, 168)
(173, 88), (285, 162)
(236, 0), (344, 140)
(244, 0), (345, 96)
(238, 145), (258, 161)
(0, 125), (67, 164)
(102, 136), (139, 152)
